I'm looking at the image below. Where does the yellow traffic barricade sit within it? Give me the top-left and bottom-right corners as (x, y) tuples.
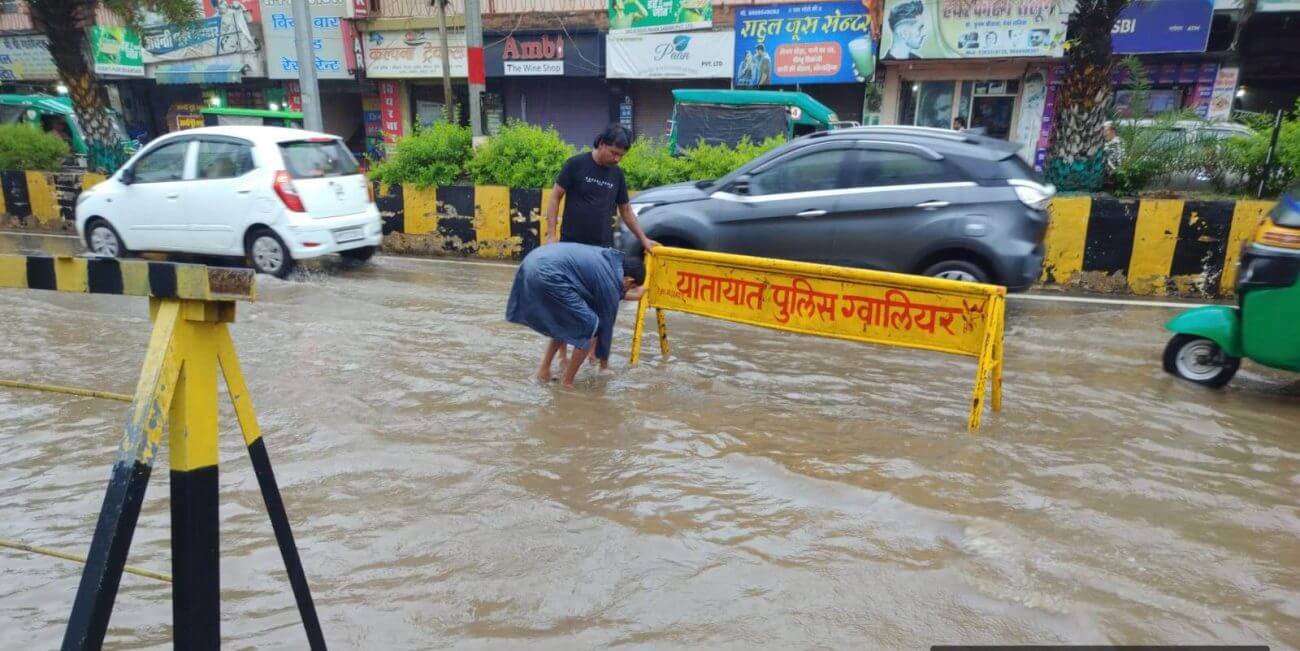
(629, 247), (1007, 431)
(0, 255), (326, 650)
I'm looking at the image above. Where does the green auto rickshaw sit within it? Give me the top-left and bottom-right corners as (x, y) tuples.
(1163, 190), (1300, 386)
(0, 93), (135, 166)
(667, 89), (842, 155)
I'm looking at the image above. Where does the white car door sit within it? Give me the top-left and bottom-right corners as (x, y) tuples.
(185, 137), (259, 255)
(120, 139), (195, 252)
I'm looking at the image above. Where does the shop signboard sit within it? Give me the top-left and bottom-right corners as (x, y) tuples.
(1208, 65), (1239, 121)
(0, 35), (57, 81)
(1257, 0), (1300, 10)
(1112, 0), (1213, 54)
(260, 0), (355, 79)
(364, 30), (468, 78)
(204, 0), (262, 25)
(880, 0), (1068, 60)
(91, 27), (146, 77)
(485, 32), (604, 77)
(608, 0), (712, 33)
(378, 80), (403, 147)
(733, 2), (878, 86)
(607, 30), (733, 79)
(142, 13), (257, 62)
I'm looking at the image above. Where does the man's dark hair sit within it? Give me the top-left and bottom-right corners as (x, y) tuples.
(755, 44), (765, 52)
(594, 124), (632, 150)
(622, 256), (646, 286)
(889, 0), (924, 30)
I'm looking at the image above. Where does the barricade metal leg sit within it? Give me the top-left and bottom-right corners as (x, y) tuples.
(169, 304), (224, 650)
(655, 308), (669, 358)
(62, 297), (325, 650)
(968, 303), (999, 433)
(991, 297), (1005, 413)
(216, 328), (327, 651)
(630, 253), (655, 367)
(64, 300), (184, 651)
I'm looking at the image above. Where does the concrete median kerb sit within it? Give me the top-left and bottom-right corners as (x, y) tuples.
(0, 169), (1275, 298)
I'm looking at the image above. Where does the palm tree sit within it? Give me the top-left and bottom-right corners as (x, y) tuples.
(24, 0), (194, 166)
(1044, 0), (1129, 191)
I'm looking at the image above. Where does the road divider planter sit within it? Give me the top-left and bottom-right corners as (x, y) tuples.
(630, 247), (1007, 431)
(0, 169), (1278, 298)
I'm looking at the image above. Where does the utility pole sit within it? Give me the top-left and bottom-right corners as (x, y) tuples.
(291, 0), (324, 132)
(465, 0), (485, 137)
(435, 0), (455, 123)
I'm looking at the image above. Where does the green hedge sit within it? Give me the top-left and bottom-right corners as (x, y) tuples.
(468, 122), (575, 189)
(373, 121), (786, 192)
(369, 122), (472, 189)
(0, 124), (70, 171)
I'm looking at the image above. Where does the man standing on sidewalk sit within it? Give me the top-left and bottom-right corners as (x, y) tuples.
(544, 124), (658, 252)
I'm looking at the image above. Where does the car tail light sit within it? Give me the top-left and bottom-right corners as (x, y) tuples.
(273, 170), (305, 212)
(364, 179), (375, 204)
(1009, 178), (1055, 211)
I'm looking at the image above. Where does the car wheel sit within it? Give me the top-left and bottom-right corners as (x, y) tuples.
(339, 246), (376, 263)
(246, 229), (295, 278)
(86, 220), (126, 258)
(1162, 334), (1240, 388)
(922, 260), (989, 283)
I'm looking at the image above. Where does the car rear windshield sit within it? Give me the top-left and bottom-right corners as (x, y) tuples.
(279, 140), (359, 179)
(994, 154), (1046, 183)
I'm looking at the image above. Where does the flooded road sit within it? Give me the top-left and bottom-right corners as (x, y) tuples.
(1, 232), (1298, 649)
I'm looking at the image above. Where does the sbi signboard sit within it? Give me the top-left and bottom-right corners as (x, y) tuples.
(1112, 0), (1214, 54)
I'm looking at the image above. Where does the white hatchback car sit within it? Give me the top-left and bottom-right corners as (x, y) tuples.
(76, 126), (383, 277)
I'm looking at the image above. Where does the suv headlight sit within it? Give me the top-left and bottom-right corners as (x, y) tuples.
(1009, 179), (1055, 211)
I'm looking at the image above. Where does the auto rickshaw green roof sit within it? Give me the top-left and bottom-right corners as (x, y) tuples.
(670, 89), (838, 127)
(200, 107), (305, 119)
(0, 94), (75, 115)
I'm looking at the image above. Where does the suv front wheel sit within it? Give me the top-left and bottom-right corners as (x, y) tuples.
(922, 260), (990, 284)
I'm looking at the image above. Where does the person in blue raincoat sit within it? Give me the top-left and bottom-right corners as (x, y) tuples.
(506, 243), (647, 386)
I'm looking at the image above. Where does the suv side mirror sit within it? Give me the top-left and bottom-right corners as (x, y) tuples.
(730, 174), (752, 195)
(119, 167), (135, 185)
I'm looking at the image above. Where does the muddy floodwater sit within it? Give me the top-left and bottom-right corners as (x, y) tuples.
(1, 235), (1297, 649)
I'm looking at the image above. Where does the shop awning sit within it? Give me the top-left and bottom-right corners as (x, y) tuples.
(154, 63), (247, 85)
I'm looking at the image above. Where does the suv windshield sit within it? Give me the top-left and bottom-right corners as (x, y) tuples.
(279, 140), (359, 179)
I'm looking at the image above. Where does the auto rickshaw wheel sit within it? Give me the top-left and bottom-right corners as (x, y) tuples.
(1163, 334), (1241, 388)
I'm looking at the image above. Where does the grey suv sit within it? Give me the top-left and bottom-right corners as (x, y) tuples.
(620, 126), (1054, 291)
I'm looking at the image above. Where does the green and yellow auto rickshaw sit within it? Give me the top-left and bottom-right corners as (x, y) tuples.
(1163, 190), (1300, 386)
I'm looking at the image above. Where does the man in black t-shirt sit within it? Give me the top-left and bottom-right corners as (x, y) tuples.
(545, 125), (658, 252)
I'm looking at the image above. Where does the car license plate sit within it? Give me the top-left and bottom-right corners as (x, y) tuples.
(334, 227), (364, 243)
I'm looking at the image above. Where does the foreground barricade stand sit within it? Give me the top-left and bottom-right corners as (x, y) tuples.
(628, 247), (1007, 431)
(0, 255), (326, 650)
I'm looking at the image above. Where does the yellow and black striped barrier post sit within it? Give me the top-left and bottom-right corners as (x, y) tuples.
(0, 255), (326, 650)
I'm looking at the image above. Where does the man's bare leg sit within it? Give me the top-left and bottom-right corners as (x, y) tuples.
(538, 338), (564, 383)
(561, 337), (596, 387)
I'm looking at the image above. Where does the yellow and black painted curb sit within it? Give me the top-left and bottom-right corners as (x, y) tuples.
(2, 169), (1276, 298)
(0, 170), (106, 231)
(1041, 196), (1274, 297)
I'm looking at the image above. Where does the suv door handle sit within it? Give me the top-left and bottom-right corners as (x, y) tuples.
(916, 200), (950, 209)
(796, 209), (827, 218)
(165, 193), (180, 200)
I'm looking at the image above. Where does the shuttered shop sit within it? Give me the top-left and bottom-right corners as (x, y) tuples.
(502, 77), (610, 147)
(631, 80), (731, 141)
